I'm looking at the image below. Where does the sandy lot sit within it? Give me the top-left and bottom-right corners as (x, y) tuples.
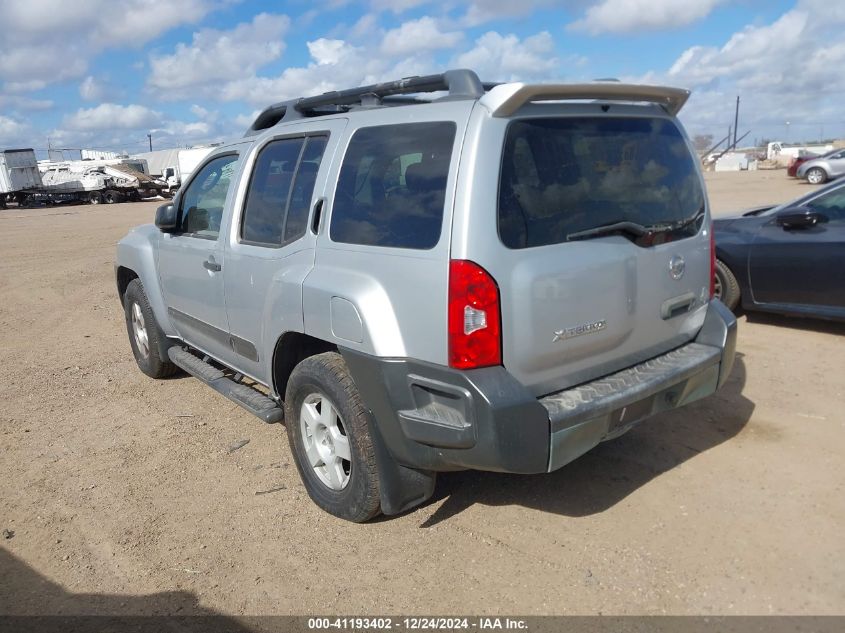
(1, 170), (843, 617)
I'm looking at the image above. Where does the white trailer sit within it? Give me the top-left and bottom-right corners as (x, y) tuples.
(1, 149), (42, 195)
(2, 148), (160, 207)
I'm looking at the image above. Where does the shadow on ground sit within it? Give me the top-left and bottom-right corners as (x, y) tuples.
(0, 548), (251, 632)
(420, 354), (753, 527)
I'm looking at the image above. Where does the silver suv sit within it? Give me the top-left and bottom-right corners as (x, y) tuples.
(116, 70), (736, 522)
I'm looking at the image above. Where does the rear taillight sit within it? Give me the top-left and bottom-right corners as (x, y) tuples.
(448, 260), (501, 369)
(709, 226), (716, 298)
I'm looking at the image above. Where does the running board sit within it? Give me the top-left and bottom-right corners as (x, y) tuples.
(168, 347), (284, 423)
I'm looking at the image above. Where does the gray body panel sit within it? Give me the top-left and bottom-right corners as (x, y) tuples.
(452, 102), (711, 396)
(222, 118), (348, 385)
(304, 101), (475, 365)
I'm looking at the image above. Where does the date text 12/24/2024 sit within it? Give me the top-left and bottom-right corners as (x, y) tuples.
(308, 617), (529, 630)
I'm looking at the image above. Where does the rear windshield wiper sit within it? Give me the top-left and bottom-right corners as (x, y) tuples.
(567, 220), (650, 242)
(567, 208), (706, 243)
(643, 208), (706, 234)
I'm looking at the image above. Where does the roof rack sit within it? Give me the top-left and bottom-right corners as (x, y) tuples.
(244, 70), (692, 137)
(244, 69), (486, 136)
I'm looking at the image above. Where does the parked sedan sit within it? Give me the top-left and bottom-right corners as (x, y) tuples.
(713, 179), (845, 320)
(796, 148), (845, 184)
(787, 151), (818, 177)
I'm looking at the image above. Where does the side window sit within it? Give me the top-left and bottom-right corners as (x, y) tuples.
(241, 135), (327, 246)
(330, 122), (456, 250)
(808, 188), (845, 221)
(180, 154), (239, 239)
(285, 136), (327, 242)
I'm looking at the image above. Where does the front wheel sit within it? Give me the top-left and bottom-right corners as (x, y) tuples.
(123, 279), (178, 378)
(806, 167), (827, 185)
(284, 352), (381, 522)
(714, 259), (741, 311)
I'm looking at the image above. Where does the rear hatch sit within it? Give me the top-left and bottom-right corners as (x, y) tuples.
(467, 112), (711, 396)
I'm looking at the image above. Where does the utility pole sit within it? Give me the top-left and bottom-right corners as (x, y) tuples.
(733, 96), (740, 147)
(147, 133), (153, 152)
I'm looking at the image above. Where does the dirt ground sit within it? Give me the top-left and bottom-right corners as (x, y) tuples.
(1, 170), (843, 617)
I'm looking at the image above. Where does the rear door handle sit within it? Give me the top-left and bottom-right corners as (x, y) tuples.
(203, 259), (222, 272)
(311, 197), (325, 234)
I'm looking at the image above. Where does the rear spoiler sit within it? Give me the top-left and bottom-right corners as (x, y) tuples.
(478, 83), (691, 117)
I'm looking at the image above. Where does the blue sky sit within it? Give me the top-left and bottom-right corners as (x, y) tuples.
(0, 0), (839, 156)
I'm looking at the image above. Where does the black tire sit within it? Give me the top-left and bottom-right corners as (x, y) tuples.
(103, 190), (122, 204)
(284, 352), (381, 522)
(123, 279), (178, 379)
(89, 191), (102, 205)
(806, 167), (827, 185)
(714, 259), (741, 311)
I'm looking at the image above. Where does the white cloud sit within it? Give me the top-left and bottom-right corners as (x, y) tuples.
(79, 76), (107, 101)
(453, 31), (559, 81)
(308, 39), (349, 66)
(64, 104), (163, 131)
(381, 17), (463, 56)
(214, 36), (437, 108)
(0, 0), (214, 86)
(629, 0), (845, 140)
(569, 0), (726, 34)
(0, 94), (53, 112)
(147, 13), (290, 97)
(370, 0), (430, 13)
(0, 115), (31, 145)
(461, 0), (560, 27)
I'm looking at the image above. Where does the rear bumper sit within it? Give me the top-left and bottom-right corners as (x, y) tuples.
(341, 299), (737, 475)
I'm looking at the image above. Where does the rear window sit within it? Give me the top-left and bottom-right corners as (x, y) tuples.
(498, 117), (705, 249)
(330, 122), (456, 250)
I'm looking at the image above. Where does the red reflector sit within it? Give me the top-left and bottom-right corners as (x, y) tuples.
(448, 260), (502, 369)
(709, 225), (716, 299)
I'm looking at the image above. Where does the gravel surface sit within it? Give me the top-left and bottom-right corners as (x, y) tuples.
(1, 171), (843, 616)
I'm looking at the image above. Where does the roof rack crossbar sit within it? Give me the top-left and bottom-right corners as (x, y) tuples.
(294, 68), (484, 112)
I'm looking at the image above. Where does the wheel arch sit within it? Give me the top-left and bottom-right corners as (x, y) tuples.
(271, 332), (337, 401)
(116, 266), (139, 305)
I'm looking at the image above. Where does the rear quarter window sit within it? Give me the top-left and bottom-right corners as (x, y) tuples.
(330, 122), (456, 250)
(498, 117), (705, 249)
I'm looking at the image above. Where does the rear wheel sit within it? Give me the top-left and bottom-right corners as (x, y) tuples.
(284, 352), (381, 523)
(714, 259), (741, 311)
(88, 191), (102, 205)
(806, 167), (827, 185)
(103, 190), (122, 204)
(123, 279), (178, 378)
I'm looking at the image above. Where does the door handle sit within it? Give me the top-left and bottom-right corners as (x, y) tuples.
(203, 259), (222, 272)
(311, 197), (325, 234)
(661, 292), (696, 320)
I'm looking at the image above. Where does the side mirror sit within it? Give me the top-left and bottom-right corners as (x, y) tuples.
(775, 207), (827, 230)
(155, 203), (178, 232)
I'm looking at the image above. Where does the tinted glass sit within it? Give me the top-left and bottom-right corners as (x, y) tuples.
(284, 136), (327, 242)
(498, 117), (705, 249)
(808, 186), (845, 220)
(242, 137), (304, 245)
(181, 154), (239, 239)
(330, 122), (456, 249)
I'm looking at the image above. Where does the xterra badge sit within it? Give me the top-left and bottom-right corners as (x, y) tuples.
(553, 319), (607, 342)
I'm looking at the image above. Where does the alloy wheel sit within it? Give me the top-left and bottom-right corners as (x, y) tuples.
(131, 302), (150, 359)
(299, 393), (352, 491)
